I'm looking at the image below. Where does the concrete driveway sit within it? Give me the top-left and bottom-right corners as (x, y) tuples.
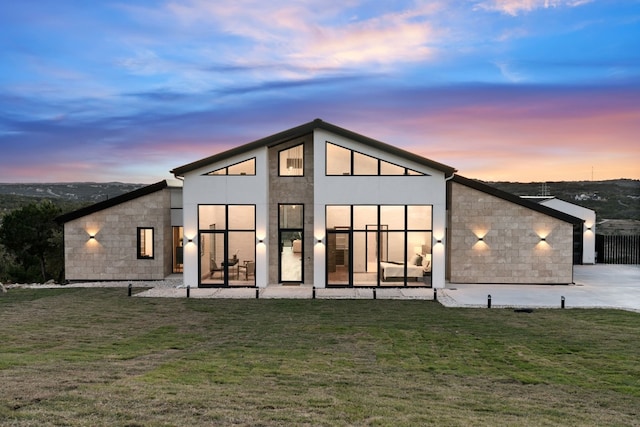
(438, 264), (640, 312)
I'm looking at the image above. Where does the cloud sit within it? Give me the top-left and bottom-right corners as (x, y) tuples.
(493, 61), (527, 82)
(156, 1), (441, 74)
(213, 73), (379, 96)
(474, 0), (593, 16)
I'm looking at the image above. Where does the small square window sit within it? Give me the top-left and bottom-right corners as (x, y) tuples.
(137, 227), (154, 259)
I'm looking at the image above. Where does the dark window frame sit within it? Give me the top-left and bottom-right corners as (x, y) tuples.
(137, 227), (155, 259)
(278, 143), (305, 177)
(203, 157), (256, 176)
(197, 204), (257, 287)
(325, 204), (433, 287)
(278, 203), (304, 283)
(325, 141), (427, 176)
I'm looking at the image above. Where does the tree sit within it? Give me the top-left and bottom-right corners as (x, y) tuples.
(0, 201), (63, 283)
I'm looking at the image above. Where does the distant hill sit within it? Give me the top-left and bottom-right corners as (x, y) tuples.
(0, 182), (145, 214)
(485, 179), (640, 221)
(1, 179), (638, 222)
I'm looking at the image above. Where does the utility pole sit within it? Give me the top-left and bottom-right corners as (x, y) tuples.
(539, 182), (549, 197)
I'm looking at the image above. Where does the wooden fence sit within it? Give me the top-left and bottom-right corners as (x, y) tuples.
(595, 235), (640, 264)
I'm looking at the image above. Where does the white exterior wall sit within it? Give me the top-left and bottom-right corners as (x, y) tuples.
(170, 186), (183, 226)
(312, 129), (448, 288)
(181, 148), (269, 288)
(541, 198), (596, 264)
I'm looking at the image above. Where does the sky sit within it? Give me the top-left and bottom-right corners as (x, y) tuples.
(1, 0), (639, 184)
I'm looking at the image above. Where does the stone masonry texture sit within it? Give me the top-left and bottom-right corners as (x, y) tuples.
(64, 189), (172, 281)
(449, 182), (573, 284)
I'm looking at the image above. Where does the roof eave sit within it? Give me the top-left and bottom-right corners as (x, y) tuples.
(171, 118), (457, 177)
(451, 175), (584, 225)
(55, 180), (168, 224)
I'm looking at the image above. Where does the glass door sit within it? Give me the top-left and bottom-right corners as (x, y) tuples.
(200, 231), (227, 286)
(279, 204), (303, 283)
(327, 230), (350, 286)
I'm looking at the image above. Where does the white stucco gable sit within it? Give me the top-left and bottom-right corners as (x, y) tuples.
(540, 198), (596, 264)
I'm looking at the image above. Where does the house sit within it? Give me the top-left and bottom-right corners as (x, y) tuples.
(58, 119), (584, 288)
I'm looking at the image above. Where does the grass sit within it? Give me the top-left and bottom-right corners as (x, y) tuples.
(0, 288), (639, 426)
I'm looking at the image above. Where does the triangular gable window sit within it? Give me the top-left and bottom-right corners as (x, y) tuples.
(204, 158), (256, 176)
(326, 142), (427, 176)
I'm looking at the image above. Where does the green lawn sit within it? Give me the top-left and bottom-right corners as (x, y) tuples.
(1, 288), (639, 426)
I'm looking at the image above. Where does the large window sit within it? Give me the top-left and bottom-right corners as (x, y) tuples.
(326, 142), (426, 176)
(279, 144), (304, 176)
(198, 205), (256, 287)
(326, 205), (432, 287)
(137, 227), (154, 259)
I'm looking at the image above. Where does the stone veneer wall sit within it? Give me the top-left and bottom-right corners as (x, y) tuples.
(268, 135), (314, 284)
(64, 189), (172, 281)
(449, 182), (573, 284)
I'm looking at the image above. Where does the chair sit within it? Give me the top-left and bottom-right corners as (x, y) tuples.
(238, 261), (255, 280)
(210, 259), (224, 279)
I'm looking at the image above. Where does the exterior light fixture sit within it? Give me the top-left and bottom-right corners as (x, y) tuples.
(478, 237), (483, 242)
(89, 235), (95, 240)
(436, 239), (443, 244)
(257, 238), (264, 244)
(317, 238), (323, 244)
(540, 237), (546, 242)
(187, 238), (193, 243)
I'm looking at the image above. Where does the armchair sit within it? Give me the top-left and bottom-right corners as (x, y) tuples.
(238, 260), (255, 280)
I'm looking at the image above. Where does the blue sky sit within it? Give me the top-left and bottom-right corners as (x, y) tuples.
(1, 0), (639, 183)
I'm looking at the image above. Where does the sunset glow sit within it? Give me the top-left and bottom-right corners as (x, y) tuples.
(1, 1), (638, 183)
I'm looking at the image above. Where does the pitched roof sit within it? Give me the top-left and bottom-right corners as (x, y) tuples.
(451, 175), (584, 225)
(170, 118), (457, 177)
(55, 180), (168, 224)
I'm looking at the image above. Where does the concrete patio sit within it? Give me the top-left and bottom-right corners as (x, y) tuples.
(133, 265), (640, 312)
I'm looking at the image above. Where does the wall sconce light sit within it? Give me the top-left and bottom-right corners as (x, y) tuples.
(257, 238), (264, 244)
(540, 237), (546, 242)
(187, 238), (193, 243)
(89, 235), (96, 240)
(477, 237), (483, 242)
(436, 239), (443, 244)
(586, 226), (592, 231)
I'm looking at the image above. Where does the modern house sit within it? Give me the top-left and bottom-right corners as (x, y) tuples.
(58, 119), (585, 288)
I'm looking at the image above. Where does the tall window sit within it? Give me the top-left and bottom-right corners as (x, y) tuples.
(279, 144), (304, 176)
(137, 227), (154, 259)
